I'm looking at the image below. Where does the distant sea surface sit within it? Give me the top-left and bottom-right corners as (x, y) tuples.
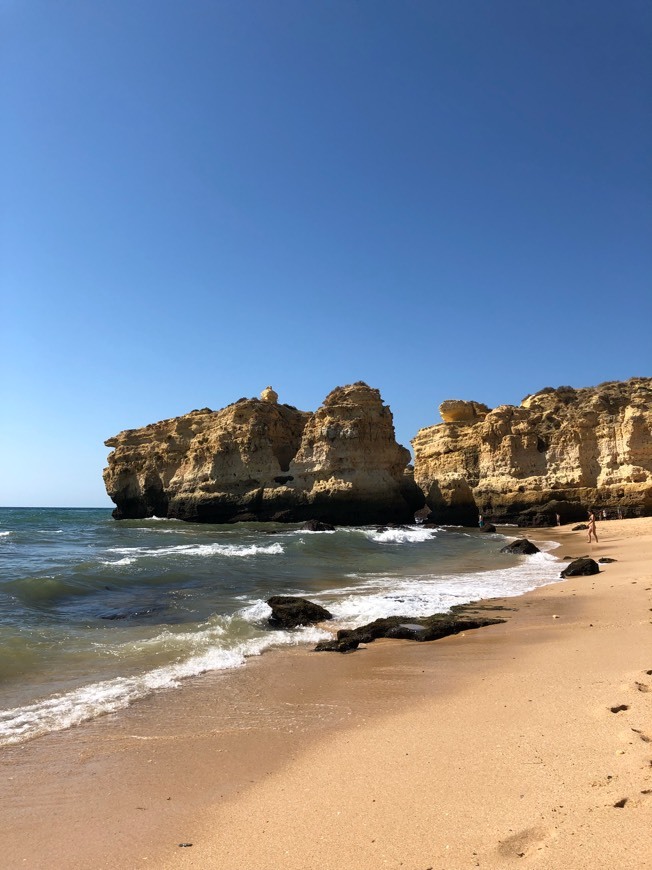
(0, 507), (561, 746)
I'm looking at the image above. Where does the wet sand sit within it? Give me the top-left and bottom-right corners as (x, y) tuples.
(1, 518), (651, 869)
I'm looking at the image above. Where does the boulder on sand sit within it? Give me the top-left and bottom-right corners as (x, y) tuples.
(560, 558), (600, 578)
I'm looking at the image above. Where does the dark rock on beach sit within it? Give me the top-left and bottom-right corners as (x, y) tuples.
(572, 524), (588, 531)
(560, 557), (600, 578)
(314, 606), (506, 652)
(598, 557), (618, 563)
(479, 523), (497, 533)
(500, 539), (540, 555)
(267, 596), (333, 629)
(315, 636), (361, 653)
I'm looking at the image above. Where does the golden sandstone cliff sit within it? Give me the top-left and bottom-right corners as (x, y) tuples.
(412, 378), (652, 526)
(104, 378), (652, 526)
(104, 383), (423, 524)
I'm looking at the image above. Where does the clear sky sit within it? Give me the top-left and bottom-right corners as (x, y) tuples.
(2, 0), (650, 507)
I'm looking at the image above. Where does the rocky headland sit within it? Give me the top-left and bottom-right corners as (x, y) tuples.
(104, 377), (652, 526)
(104, 382), (424, 524)
(412, 377), (652, 526)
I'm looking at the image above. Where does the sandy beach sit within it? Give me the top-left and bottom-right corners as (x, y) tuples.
(1, 517), (651, 869)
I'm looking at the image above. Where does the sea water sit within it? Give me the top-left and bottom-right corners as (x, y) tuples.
(0, 507), (561, 746)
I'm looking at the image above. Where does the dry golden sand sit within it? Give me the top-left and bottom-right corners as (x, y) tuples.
(1, 518), (651, 869)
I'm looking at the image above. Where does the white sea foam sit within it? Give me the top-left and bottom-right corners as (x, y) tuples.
(100, 557), (137, 567)
(0, 617), (330, 747)
(365, 527), (437, 544)
(0, 531), (12, 538)
(104, 542), (284, 560)
(290, 529), (337, 535)
(311, 549), (560, 628)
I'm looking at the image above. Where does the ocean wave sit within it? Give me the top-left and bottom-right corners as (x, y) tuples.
(364, 527), (437, 544)
(0, 531), (12, 538)
(3, 575), (93, 606)
(105, 542), (284, 560)
(0, 619), (330, 747)
(302, 549), (560, 628)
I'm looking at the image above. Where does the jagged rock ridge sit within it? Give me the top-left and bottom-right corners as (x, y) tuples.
(412, 378), (652, 526)
(104, 382), (424, 525)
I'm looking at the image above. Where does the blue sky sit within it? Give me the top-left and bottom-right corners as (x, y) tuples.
(2, 0), (650, 507)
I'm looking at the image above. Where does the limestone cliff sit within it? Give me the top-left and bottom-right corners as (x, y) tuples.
(104, 383), (422, 524)
(412, 378), (652, 526)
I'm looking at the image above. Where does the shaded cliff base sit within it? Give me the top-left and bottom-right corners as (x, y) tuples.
(2, 518), (651, 869)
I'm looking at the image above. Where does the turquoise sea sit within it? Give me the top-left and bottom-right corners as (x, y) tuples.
(0, 507), (561, 746)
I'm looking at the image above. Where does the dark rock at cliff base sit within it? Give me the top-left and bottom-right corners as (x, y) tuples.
(572, 524), (588, 531)
(514, 501), (586, 528)
(226, 512), (260, 524)
(301, 520), (336, 532)
(500, 539), (540, 555)
(267, 596), (333, 629)
(314, 608), (505, 652)
(561, 558), (600, 578)
(598, 557), (618, 563)
(479, 523), (497, 534)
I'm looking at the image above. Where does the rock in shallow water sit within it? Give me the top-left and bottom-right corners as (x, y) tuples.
(500, 539), (540, 555)
(267, 596), (333, 629)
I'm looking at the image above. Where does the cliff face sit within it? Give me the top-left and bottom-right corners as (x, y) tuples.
(104, 383), (422, 524)
(412, 378), (652, 526)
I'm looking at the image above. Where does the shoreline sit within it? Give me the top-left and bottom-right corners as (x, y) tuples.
(1, 518), (651, 868)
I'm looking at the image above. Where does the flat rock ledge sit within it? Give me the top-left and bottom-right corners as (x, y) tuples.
(314, 603), (506, 653)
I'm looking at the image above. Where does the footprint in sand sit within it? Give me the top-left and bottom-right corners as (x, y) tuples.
(496, 826), (555, 860)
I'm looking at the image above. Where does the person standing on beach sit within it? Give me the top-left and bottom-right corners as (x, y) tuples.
(587, 511), (598, 544)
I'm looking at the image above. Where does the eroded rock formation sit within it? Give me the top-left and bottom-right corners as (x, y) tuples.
(412, 378), (652, 526)
(104, 383), (423, 524)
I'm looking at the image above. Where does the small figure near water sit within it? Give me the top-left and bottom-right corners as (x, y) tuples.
(587, 511), (599, 544)
(478, 514), (484, 528)
(555, 513), (561, 526)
